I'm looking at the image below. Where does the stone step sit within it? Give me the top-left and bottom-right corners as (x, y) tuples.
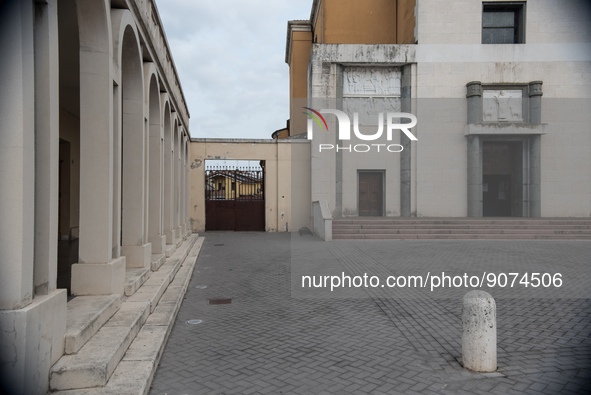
(52, 236), (205, 395)
(333, 233), (591, 240)
(124, 268), (151, 297)
(125, 235), (198, 313)
(164, 243), (176, 258)
(63, 295), (121, 355)
(151, 253), (166, 271)
(50, 301), (150, 391)
(334, 228), (591, 235)
(333, 219), (591, 226)
(332, 223), (591, 230)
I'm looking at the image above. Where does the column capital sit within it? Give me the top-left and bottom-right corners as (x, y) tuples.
(466, 81), (482, 98)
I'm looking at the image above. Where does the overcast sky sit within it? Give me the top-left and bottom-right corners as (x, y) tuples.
(155, 0), (311, 140)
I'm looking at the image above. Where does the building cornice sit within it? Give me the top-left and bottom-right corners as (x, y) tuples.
(285, 20), (312, 64)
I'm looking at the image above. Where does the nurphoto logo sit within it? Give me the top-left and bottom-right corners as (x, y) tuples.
(303, 107), (418, 153)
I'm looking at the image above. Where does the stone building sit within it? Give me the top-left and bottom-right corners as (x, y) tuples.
(0, 0), (191, 393)
(283, 0), (591, 225)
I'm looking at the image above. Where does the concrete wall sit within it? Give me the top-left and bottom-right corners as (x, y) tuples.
(190, 139), (311, 233)
(307, 44), (416, 217)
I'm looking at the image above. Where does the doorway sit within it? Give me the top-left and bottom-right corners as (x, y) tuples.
(358, 171), (384, 216)
(205, 162), (265, 231)
(482, 142), (522, 217)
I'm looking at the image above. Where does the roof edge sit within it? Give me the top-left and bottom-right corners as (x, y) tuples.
(285, 20), (312, 64)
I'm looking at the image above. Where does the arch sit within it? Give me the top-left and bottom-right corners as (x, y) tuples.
(162, 98), (175, 244)
(145, 64), (164, 254)
(110, 9), (138, 70)
(118, 16), (149, 268)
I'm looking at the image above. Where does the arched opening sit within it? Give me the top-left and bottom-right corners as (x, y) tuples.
(147, 72), (163, 254)
(120, 25), (148, 268)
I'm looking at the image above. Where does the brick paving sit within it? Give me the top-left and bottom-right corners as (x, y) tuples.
(150, 232), (591, 394)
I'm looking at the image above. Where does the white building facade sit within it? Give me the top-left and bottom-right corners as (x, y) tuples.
(305, 0), (591, 220)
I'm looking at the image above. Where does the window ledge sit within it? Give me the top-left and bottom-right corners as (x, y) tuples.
(465, 123), (547, 136)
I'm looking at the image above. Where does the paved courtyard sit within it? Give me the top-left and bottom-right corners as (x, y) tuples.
(150, 232), (591, 394)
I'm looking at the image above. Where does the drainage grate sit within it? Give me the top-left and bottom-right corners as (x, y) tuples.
(214, 244), (225, 247)
(208, 298), (232, 305)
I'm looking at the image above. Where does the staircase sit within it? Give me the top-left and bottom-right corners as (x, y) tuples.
(50, 234), (204, 394)
(332, 218), (591, 240)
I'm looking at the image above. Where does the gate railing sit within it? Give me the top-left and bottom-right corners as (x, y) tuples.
(205, 166), (264, 201)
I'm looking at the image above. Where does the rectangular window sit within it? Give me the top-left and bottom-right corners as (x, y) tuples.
(482, 2), (525, 44)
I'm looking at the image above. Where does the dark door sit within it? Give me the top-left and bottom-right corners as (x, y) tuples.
(483, 174), (512, 217)
(359, 172), (383, 216)
(482, 141), (521, 217)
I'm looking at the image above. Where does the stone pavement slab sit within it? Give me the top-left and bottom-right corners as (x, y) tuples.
(150, 232), (591, 394)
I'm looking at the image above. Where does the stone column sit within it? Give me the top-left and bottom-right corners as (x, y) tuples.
(466, 81), (482, 124)
(467, 135), (483, 217)
(175, 125), (183, 239)
(466, 82), (483, 217)
(529, 135), (542, 218)
(34, 0), (60, 296)
(0, 0), (36, 311)
(529, 81), (543, 124)
(72, 3), (125, 295)
(0, 3), (67, 394)
(528, 81), (543, 218)
(400, 65), (413, 217)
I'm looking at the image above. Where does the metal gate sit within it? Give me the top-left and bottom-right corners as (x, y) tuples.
(205, 165), (265, 231)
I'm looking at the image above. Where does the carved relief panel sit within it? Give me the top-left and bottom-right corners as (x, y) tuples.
(343, 67), (402, 125)
(483, 90), (523, 122)
(343, 67), (401, 97)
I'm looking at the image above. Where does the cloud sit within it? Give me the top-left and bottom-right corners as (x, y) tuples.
(156, 0), (311, 139)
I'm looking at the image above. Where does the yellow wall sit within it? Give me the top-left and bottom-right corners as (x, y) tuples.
(397, 0), (416, 44)
(289, 29), (313, 137)
(318, 0), (397, 44)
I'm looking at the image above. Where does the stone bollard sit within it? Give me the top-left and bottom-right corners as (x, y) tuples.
(462, 290), (497, 372)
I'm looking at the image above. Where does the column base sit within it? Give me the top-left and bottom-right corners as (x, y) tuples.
(121, 243), (152, 268)
(176, 225), (184, 240)
(165, 229), (176, 245)
(71, 256), (126, 295)
(0, 289), (67, 395)
(149, 235), (166, 255)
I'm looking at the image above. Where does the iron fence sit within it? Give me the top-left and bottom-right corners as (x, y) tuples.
(205, 166), (264, 201)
